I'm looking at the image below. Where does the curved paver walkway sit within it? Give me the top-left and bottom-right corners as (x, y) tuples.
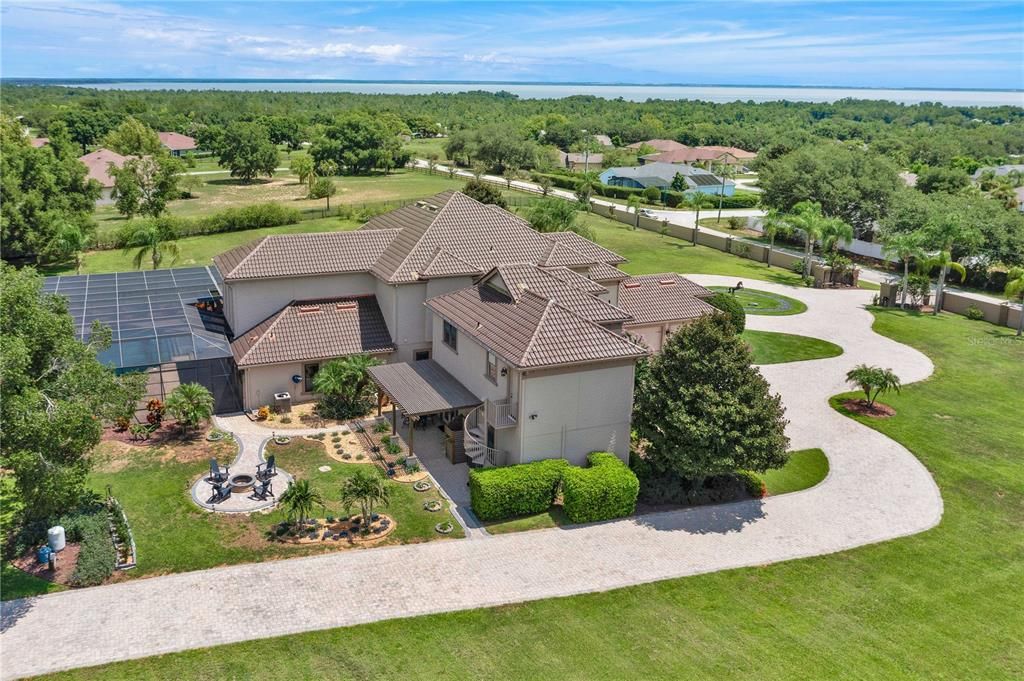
(0, 279), (943, 680)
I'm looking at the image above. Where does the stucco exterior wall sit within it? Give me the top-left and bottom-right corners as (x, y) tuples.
(518, 361), (635, 466)
(241, 352), (391, 411)
(429, 312), (512, 405)
(226, 273), (377, 336)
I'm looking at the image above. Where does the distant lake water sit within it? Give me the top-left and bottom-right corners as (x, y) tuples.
(45, 80), (1024, 107)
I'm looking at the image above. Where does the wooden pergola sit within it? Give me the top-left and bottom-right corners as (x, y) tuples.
(367, 360), (481, 456)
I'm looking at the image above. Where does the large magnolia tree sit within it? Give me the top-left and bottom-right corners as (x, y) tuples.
(632, 313), (790, 485)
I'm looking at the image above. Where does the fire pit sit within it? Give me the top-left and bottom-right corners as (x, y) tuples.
(229, 474), (255, 493)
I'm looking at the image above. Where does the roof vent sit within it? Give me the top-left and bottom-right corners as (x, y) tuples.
(335, 302), (357, 311)
(623, 281), (642, 289)
(659, 279), (676, 286)
(415, 200), (438, 212)
(297, 305), (321, 314)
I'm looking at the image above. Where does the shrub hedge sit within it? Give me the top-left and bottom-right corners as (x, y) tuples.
(529, 172), (645, 200)
(100, 203), (302, 249)
(468, 459), (569, 521)
(663, 189), (760, 209)
(58, 506), (116, 587)
(561, 452), (639, 523)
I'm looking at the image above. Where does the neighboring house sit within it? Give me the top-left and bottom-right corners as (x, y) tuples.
(972, 164), (1024, 180)
(29, 137), (49, 148)
(213, 190), (713, 467)
(158, 131), (197, 156)
(599, 162), (735, 196)
(557, 150), (604, 171)
(78, 148), (133, 205)
(641, 145), (757, 168)
(592, 134), (613, 147)
(625, 139), (687, 153)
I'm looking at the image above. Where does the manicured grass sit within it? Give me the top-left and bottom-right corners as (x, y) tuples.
(762, 448), (829, 495)
(709, 286), (807, 315)
(403, 138), (449, 160)
(742, 330), (844, 365)
(51, 310), (1024, 680)
(482, 506), (570, 535)
(82, 437), (462, 579)
(0, 478), (67, 600)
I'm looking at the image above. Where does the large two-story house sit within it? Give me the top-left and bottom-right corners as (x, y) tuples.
(213, 190), (714, 467)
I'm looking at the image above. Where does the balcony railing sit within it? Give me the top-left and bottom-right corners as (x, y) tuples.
(486, 397), (518, 429)
(464, 405), (508, 467)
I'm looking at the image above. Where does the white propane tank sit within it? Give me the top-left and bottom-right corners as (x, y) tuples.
(48, 526), (66, 552)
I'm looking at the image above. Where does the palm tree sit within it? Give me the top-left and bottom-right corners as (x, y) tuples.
(922, 213), (970, 316)
(845, 365), (901, 408)
(713, 162), (735, 221)
(1003, 267), (1024, 336)
(759, 209), (791, 269)
(626, 195), (642, 230)
(786, 201), (852, 278)
(680, 192), (713, 245)
(121, 218), (180, 270)
(165, 382), (215, 434)
(47, 222), (90, 275)
(312, 354), (383, 418)
(280, 480), (325, 527)
(537, 176), (553, 197)
(290, 155), (315, 187)
(339, 468), (391, 530)
(916, 252), (966, 313)
(426, 152), (439, 175)
(880, 229), (926, 309)
(575, 172), (601, 211)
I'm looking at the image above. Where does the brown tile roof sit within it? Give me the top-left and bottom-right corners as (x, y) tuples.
(78, 148), (133, 188)
(427, 285), (646, 369)
(231, 296), (393, 367)
(419, 248), (482, 278)
(362, 191), (597, 283)
(481, 264), (631, 325)
(541, 266), (608, 294)
(158, 132), (197, 151)
(618, 273), (717, 326)
(700, 145), (757, 160)
(29, 137), (49, 148)
(213, 230), (400, 281)
(566, 152), (604, 166)
(588, 262), (630, 282)
(641, 148), (723, 164)
(544, 231), (626, 264)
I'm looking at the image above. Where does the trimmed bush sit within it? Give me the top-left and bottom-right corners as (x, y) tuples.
(58, 507), (116, 587)
(469, 459), (569, 521)
(965, 304), (985, 321)
(562, 452), (639, 523)
(737, 470), (767, 498)
(708, 292), (747, 332)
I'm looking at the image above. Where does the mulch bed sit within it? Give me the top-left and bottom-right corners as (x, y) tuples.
(842, 399), (896, 418)
(102, 421), (195, 447)
(276, 514), (396, 545)
(11, 544), (81, 586)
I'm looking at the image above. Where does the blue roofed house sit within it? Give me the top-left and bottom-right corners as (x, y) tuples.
(599, 162), (735, 196)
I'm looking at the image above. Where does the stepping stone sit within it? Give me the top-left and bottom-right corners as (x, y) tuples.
(319, 465), (331, 472)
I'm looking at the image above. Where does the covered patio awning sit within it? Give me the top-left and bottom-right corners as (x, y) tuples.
(368, 360), (482, 417)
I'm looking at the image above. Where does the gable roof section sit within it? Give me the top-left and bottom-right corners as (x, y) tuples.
(231, 296), (393, 367)
(618, 273), (717, 326)
(365, 191), (597, 283)
(588, 262), (630, 282)
(541, 265), (608, 294)
(544, 231), (627, 264)
(480, 264), (631, 325)
(213, 229), (399, 281)
(427, 286), (645, 369)
(419, 247), (482, 279)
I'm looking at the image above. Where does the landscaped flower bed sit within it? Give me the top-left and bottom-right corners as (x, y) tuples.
(274, 514), (397, 544)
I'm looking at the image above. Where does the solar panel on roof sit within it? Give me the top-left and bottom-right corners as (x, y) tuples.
(43, 266), (230, 370)
(689, 175), (723, 186)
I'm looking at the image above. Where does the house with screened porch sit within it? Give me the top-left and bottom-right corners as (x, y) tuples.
(213, 190), (714, 467)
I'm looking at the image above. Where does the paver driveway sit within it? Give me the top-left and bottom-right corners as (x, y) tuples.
(0, 277), (943, 680)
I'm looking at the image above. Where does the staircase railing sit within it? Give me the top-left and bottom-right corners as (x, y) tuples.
(464, 405), (507, 467)
(486, 397), (518, 429)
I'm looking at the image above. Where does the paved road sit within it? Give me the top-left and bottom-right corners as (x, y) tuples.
(0, 279), (943, 679)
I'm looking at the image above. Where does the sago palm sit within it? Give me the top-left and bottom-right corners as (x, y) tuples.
(845, 364), (901, 407)
(339, 469), (391, 529)
(165, 382), (215, 433)
(280, 480), (325, 527)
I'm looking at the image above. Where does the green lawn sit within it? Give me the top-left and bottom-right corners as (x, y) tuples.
(81, 437), (462, 580)
(48, 310), (1023, 680)
(742, 330), (844, 365)
(710, 286), (808, 315)
(403, 138), (449, 160)
(762, 448), (829, 495)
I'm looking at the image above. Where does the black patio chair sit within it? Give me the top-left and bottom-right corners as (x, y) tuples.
(208, 482), (231, 504)
(250, 479), (273, 501)
(256, 455), (277, 481)
(209, 458), (229, 484)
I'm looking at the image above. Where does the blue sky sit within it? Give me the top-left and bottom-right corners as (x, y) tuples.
(2, 1), (1022, 89)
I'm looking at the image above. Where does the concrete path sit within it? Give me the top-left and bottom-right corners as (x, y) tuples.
(0, 279), (943, 679)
